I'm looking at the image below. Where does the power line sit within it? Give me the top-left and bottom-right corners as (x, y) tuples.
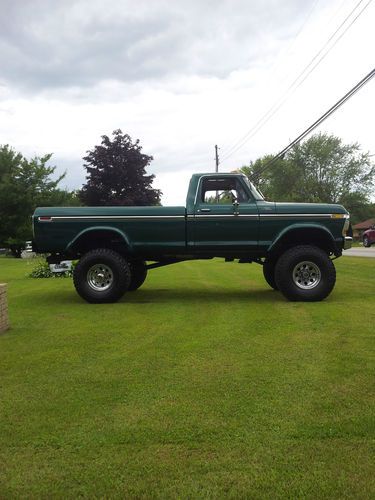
(251, 67), (375, 181)
(219, 0), (320, 153)
(221, 0), (370, 160)
(221, 0), (372, 162)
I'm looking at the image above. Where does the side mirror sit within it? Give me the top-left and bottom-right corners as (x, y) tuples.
(233, 200), (239, 216)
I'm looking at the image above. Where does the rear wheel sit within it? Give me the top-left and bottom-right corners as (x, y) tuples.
(363, 236), (370, 247)
(128, 260), (148, 291)
(73, 248), (131, 303)
(263, 258), (278, 290)
(275, 245), (336, 302)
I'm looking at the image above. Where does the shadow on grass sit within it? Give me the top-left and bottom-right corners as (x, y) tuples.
(124, 287), (283, 304)
(26, 286), (283, 306)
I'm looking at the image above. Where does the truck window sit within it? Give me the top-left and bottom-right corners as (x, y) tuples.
(201, 177), (249, 204)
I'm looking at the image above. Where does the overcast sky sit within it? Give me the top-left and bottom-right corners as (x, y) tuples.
(0, 0), (374, 204)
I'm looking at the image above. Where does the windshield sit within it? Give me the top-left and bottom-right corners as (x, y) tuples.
(243, 176), (265, 201)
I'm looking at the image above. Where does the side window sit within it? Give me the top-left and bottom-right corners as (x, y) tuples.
(201, 177), (249, 204)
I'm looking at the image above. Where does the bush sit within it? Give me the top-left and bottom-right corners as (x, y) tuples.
(28, 259), (73, 278)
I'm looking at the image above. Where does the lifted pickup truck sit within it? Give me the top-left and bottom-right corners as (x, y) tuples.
(32, 173), (352, 303)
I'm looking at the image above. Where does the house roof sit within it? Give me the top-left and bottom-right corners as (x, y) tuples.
(352, 218), (375, 230)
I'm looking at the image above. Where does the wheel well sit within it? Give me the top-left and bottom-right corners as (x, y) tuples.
(268, 228), (337, 261)
(68, 230), (129, 257)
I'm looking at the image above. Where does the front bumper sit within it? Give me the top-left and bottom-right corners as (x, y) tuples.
(344, 237), (353, 250)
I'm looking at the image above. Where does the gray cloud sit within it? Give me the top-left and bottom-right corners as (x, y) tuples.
(0, 0), (312, 92)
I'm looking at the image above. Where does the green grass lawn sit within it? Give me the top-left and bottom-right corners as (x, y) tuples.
(0, 256), (374, 498)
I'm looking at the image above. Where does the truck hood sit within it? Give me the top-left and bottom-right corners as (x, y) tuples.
(275, 202), (348, 215)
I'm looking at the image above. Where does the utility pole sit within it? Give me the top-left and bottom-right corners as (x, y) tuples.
(214, 145), (220, 203)
(215, 145), (219, 172)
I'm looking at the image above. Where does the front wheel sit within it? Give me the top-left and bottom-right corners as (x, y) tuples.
(363, 236), (370, 247)
(275, 245), (336, 302)
(73, 248), (131, 303)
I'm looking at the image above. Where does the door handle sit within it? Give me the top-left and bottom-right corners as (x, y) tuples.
(200, 208), (211, 212)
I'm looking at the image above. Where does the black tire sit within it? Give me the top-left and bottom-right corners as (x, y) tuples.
(73, 248), (131, 303)
(363, 236), (370, 248)
(275, 245), (336, 302)
(128, 261), (148, 291)
(263, 258), (278, 290)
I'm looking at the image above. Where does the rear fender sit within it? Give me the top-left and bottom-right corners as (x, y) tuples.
(66, 226), (132, 253)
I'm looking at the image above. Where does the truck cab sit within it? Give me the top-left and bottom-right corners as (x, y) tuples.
(186, 173), (261, 252)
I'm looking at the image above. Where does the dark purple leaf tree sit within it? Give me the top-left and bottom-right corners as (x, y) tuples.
(79, 130), (162, 206)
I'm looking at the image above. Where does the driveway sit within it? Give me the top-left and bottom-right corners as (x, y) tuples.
(343, 247), (375, 258)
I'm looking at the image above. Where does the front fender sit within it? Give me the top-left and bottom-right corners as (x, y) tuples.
(268, 223), (337, 253)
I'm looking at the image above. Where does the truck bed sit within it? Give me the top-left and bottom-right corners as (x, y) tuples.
(33, 206), (187, 255)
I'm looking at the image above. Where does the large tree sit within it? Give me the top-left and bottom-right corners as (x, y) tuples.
(79, 129), (162, 206)
(240, 133), (375, 222)
(0, 145), (79, 257)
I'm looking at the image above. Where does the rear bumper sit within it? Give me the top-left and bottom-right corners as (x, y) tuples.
(344, 237), (353, 250)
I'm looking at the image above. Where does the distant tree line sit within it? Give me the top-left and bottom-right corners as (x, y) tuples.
(240, 133), (375, 224)
(0, 146), (80, 257)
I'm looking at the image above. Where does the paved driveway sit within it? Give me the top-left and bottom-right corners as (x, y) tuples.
(343, 247), (375, 258)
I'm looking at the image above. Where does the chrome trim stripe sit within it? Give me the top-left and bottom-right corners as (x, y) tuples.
(259, 214), (332, 219)
(38, 215), (185, 222)
(192, 214), (258, 219)
(189, 213), (333, 219)
(38, 213), (342, 222)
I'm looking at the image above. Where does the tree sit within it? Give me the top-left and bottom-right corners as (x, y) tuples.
(79, 129), (162, 206)
(239, 154), (285, 200)
(0, 145), (78, 257)
(240, 133), (375, 221)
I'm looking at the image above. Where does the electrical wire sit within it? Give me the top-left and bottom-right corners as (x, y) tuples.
(221, 0), (369, 160)
(219, 0), (320, 153)
(250, 67), (375, 181)
(220, 0), (373, 162)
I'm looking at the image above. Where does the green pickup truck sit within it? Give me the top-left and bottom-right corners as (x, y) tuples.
(32, 173), (352, 303)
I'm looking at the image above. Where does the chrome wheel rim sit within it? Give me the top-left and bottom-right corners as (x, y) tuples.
(87, 264), (113, 291)
(292, 261), (321, 290)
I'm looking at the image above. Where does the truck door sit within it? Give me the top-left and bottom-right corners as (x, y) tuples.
(191, 175), (259, 251)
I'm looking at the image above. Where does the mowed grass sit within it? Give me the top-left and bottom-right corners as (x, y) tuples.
(0, 256), (374, 499)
